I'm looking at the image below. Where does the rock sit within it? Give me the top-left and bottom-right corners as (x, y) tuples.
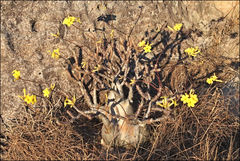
(1, 1), (238, 126)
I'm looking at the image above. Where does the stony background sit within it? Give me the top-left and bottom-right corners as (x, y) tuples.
(1, 1), (239, 124)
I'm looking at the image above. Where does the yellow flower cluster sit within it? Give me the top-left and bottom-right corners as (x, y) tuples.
(49, 48), (60, 59)
(64, 95), (76, 108)
(156, 96), (178, 109)
(12, 70), (21, 81)
(184, 47), (201, 57)
(167, 23), (183, 32)
(43, 83), (55, 98)
(206, 73), (223, 85)
(18, 88), (37, 105)
(62, 16), (80, 27)
(180, 89), (198, 107)
(138, 40), (152, 53)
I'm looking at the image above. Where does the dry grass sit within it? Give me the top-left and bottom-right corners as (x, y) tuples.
(148, 88), (239, 160)
(0, 107), (99, 160)
(1, 85), (239, 160)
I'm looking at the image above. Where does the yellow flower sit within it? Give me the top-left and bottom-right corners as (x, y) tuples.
(184, 47), (201, 57)
(49, 48), (60, 59)
(180, 89), (198, 107)
(110, 30), (114, 39)
(43, 83), (55, 98)
(173, 23), (182, 31)
(29, 95), (37, 105)
(138, 40), (146, 47)
(43, 88), (51, 98)
(157, 96), (178, 108)
(64, 95), (76, 108)
(189, 90), (198, 103)
(170, 98), (178, 107)
(64, 97), (69, 107)
(92, 65), (101, 73)
(130, 79), (136, 85)
(206, 73), (223, 85)
(180, 94), (189, 104)
(81, 61), (87, 68)
(187, 99), (195, 108)
(157, 96), (171, 108)
(206, 78), (214, 85)
(138, 40), (152, 53)
(63, 16), (75, 27)
(143, 43), (152, 53)
(50, 32), (60, 38)
(50, 83), (55, 90)
(18, 88), (37, 105)
(62, 16), (80, 27)
(24, 95), (32, 104)
(12, 70), (21, 81)
(167, 23), (182, 32)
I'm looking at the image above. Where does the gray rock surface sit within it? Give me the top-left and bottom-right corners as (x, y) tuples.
(1, 1), (239, 124)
